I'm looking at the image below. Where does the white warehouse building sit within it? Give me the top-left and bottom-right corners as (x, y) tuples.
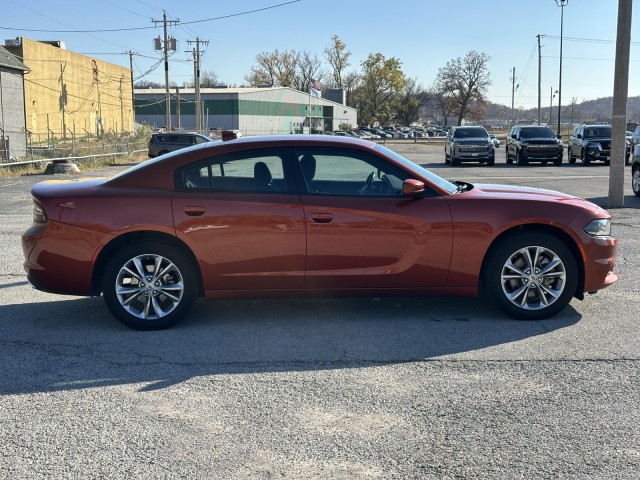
(134, 86), (357, 135)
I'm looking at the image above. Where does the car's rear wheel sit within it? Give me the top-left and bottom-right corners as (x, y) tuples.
(483, 232), (578, 320)
(103, 241), (198, 330)
(632, 167), (640, 197)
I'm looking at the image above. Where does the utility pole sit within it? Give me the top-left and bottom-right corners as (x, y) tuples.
(510, 67), (518, 126)
(556, 0), (568, 136)
(128, 51), (136, 124)
(152, 11), (179, 131)
(175, 87), (181, 130)
(608, 0), (633, 208)
(59, 62), (67, 140)
(187, 38), (208, 132)
(537, 34), (542, 125)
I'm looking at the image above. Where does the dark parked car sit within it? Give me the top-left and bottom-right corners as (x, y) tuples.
(630, 125), (640, 154)
(632, 144), (640, 197)
(444, 126), (495, 166)
(506, 125), (563, 165)
(22, 135), (618, 330)
(568, 124), (630, 166)
(148, 132), (214, 158)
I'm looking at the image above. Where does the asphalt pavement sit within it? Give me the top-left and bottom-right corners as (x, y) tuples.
(0, 145), (638, 479)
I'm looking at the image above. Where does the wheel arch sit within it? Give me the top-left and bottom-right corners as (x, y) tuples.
(91, 231), (204, 297)
(479, 224), (585, 299)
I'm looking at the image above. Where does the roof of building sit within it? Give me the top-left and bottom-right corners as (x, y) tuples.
(0, 45), (29, 72)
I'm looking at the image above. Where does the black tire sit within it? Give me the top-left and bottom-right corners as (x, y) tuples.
(102, 240), (199, 330)
(516, 150), (528, 166)
(506, 148), (513, 164)
(581, 148), (590, 166)
(158, 150), (169, 156)
(553, 155), (562, 166)
(451, 155), (460, 166)
(483, 231), (578, 320)
(487, 156), (495, 166)
(632, 166), (640, 197)
(445, 149), (450, 164)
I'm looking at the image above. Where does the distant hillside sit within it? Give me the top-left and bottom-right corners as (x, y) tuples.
(485, 96), (640, 126)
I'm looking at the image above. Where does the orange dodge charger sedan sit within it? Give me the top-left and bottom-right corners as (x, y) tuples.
(22, 135), (618, 330)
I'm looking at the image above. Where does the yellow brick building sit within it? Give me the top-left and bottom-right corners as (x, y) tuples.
(5, 37), (133, 140)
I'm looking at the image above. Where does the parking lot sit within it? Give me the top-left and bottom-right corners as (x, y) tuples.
(1, 143), (639, 478)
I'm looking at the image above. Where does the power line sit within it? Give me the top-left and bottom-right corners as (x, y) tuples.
(541, 35), (640, 46)
(0, 1), (302, 33)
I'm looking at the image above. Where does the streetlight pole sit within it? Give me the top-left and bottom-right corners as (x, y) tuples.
(556, 0), (568, 136)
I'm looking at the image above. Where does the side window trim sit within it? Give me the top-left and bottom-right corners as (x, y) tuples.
(175, 147), (296, 194)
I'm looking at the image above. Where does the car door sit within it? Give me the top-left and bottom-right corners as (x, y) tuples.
(293, 147), (453, 290)
(172, 148), (306, 291)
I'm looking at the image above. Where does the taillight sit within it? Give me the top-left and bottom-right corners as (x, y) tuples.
(33, 202), (48, 224)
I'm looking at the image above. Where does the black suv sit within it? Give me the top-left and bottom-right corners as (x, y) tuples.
(632, 144), (640, 197)
(147, 132), (214, 158)
(444, 126), (495, 166)
(568, 124), (630, 166)
(505, 125), (563, 165)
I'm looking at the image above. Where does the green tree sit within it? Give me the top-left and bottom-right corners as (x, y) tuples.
(435, 51), (491, 126)
(358, 53), (407, 126)
(394, 78), (428, 126)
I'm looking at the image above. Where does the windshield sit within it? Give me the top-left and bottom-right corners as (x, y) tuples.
(374, 144), (458, 194)
(453, 127), (487, 138)
(520, 128), (556, 139)
(583, 126), (612, 138)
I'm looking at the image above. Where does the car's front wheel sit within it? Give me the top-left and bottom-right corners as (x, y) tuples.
(483, 232), (578, 320)
(102, 241), (199, 330)
(516, 150), (528, 166)
(632, 166), (640, 197)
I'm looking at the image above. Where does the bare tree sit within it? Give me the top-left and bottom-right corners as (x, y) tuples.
(294, 51), (325, 92)
(343, 70), (360, 107)
(435, 51), (491, 125)
(244, 49), (298, 87)
(323, 35), (351, 88)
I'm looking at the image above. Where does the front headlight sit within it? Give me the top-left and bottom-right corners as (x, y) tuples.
(584, 218), (611, 237)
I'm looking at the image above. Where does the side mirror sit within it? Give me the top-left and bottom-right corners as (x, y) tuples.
(576, 134), (582, 139)
(403, 179), (425, 197)
(557, 134), (563, 139)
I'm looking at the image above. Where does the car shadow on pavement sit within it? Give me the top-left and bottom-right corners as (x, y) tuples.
(586, 194), (640, 209)
(0, 295), (581, 395)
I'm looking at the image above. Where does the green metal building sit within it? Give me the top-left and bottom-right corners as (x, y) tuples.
(134, 86), (357, 135)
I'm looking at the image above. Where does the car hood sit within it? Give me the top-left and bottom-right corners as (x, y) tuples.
(469, 183), (604, 211)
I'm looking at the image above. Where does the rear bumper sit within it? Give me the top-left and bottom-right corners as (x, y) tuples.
(22, 221), (112, 297)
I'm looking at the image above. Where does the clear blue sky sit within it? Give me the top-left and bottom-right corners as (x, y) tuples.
(3, 0), (638, 110)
